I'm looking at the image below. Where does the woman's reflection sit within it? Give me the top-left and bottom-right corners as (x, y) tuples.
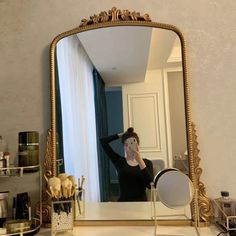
(101, 127), (154, 201)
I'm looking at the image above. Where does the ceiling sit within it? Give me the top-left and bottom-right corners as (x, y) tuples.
(77, 26), (181, 86)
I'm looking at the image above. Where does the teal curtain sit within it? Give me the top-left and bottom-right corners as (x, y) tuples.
(93, 69), (110, 202)
(55, 51), (65, 174)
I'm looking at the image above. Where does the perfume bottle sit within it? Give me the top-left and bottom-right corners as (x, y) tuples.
(218, 191), (235, 226)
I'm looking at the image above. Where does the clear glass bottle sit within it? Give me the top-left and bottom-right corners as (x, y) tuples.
(219, 191), (233, 223)
(221, 192), (231, 213)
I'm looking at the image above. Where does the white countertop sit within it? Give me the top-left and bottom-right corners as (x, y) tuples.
(75, 201), (191, 220)
(36, 202), (221, 236)
(37, 225), (220, 236)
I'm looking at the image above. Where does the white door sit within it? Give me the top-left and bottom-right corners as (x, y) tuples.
(122, 69), (169, 168)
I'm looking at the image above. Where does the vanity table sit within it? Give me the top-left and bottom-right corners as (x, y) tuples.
(37, 225), (220, 236)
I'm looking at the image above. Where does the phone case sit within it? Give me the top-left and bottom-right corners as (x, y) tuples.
(127, 137), (138, 151)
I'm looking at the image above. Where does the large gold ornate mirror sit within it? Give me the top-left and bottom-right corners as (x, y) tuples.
(44, 7), (211, 225)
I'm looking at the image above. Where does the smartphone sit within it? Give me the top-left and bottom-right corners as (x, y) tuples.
(126, 137), (138, 152)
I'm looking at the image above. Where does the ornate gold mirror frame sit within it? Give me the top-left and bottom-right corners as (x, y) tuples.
(43, 7), (211, 225)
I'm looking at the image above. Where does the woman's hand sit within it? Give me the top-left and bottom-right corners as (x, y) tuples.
(118, 132), (124, 138)
(129, 145), (146, 170)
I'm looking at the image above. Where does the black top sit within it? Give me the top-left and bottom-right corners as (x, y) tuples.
(100, 134), (154, 202)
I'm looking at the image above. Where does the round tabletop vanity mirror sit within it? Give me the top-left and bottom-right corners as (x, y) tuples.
(154, 168), (194, 209)
(153, 170), (199, 236)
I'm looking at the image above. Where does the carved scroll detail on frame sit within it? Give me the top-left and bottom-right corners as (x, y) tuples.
(44, 129), (53, 179)
(79, 7), (151, 27)
(191, 123), (212, 223)
(41, 190), (52, 224)
(42, 129), (53, 223)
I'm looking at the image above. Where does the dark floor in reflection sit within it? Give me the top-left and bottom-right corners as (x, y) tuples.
(109, 182), (119, 201)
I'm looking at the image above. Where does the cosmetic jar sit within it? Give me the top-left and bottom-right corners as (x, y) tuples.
(18, 131), (39, 170)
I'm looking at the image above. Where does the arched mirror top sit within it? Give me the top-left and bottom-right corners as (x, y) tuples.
(50, 7), (185, 44)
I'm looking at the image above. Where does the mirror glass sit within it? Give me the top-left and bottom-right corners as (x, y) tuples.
(55, 25), (190, 220)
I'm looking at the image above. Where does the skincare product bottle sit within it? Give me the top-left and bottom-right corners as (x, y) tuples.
(0, 152), (6, 175)
(221, 191), (232, 215)
(219, 191), (234, 224)
(27, 197), (31, 221)
(0, 136), (8, 175)
(12, 197), (16, 219)
(0, 136), (7, 153)
(4, 152), (10, 174)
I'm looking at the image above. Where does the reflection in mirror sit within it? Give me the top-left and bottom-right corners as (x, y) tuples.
(55, 26), (188, 205)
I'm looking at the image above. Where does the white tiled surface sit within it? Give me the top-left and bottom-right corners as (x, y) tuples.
(37, 225), (220, 236)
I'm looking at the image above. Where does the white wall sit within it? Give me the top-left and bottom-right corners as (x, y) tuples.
(1, 0), (236, 199)
(167, 71), (187, 157)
